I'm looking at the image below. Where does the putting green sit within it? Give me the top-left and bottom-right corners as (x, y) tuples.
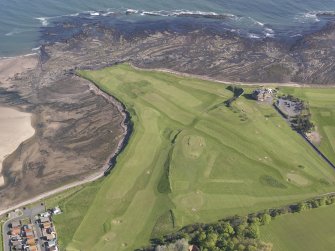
(50, 65), (335, 250)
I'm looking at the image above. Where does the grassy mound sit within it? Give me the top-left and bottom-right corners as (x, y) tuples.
(49, 64), (335, 250)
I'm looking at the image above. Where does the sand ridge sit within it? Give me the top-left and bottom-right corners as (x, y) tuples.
(0, 107), (35, 186)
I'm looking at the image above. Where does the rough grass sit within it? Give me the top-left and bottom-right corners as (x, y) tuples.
(151, 210), (175, 239)
(261, 204), (335, 251)
(44, 183), (101, 249)
(47, 65), (335, 251)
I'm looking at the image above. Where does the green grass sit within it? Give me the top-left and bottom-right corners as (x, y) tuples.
(48, 65), (335, 250)
(277, 87), (335, 164)
(261, 204), (335, 251)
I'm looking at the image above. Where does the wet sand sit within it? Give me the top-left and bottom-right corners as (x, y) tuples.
(0, 54), (38, 87)
(0, 107), (35, 186)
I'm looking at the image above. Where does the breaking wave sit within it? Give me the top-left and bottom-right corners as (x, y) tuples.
(35, 17), (50, 26)
(125, 9), (237, 20)
(5, 29), (22, 36)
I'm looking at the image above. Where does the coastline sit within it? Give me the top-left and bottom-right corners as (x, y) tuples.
(0, 107), (35, 187)
(1, 13), (335, 214)
(0, 76), (131, 216)
(0, 54), (131, 215)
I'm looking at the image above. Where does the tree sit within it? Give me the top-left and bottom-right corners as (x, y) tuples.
(237, 244), (246, 251)
(318, 197), (326, 207)
(260, 214), (271, 225)
(245, 223), (260, 239)
(203, 232), (219, 249)
(296, 202), (308, 213)
(223, 223), (235, 236)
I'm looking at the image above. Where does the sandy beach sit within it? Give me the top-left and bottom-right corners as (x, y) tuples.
(0, 107), (35, 186)
(0, 54), (38, 86)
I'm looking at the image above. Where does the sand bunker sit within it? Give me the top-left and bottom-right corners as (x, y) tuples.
(0, 107), (35, 186)
(0, 54), (38, 86)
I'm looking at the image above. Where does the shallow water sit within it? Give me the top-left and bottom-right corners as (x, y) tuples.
(0, 0), (335, 56)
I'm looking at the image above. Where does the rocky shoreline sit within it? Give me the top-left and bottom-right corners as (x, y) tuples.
(39, 16), (335, 85)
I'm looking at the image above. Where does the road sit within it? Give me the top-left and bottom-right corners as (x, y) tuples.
(0, 171), (104, 217)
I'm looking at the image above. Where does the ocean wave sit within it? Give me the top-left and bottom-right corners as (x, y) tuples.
(264, 27), (274, 34)
(5, 29), (22, 36)
(315, 11), (335, 17)
(248, 17), (264, 27)
(125, 9), (236, 20)
(88, 11), (100, 16)
(264, 32), (275, 38)
(31, 46), (41, 52)
(295, 12), (320, 23)
(247, 33), (261, 39)
(67, 12), (80, 17)
(35, 17), (49, 26)
(102, 11), (115, 17)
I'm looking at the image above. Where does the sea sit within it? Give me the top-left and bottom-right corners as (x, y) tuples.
(1, 0), (335, 57)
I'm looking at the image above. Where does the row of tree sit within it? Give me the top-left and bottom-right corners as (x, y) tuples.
(136, 193), (335, 251)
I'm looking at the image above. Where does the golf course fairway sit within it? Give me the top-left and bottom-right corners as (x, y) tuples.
(51, 64), (335, 250)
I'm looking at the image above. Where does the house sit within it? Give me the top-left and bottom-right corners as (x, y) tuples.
(41, 211), (51, 218)
(53, 207), (62, 215)
(28, 245), (37, 251)
(49, 247), (59, 251)
(47, 239), (57, 247)
(25, 231), (34, 238)
(12, 244), (23, 250)
(27, 239), (36, 246)
(43, 222), (52, 229)
(42, 228), (48, 237)
(45, 233), (56, 241)
(40, 216), (50, 223)
(11, 227), (21, 236)
(11, 220), (21, 228)
(251, 88), (275, 101)
(11, 240), (23, 250)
